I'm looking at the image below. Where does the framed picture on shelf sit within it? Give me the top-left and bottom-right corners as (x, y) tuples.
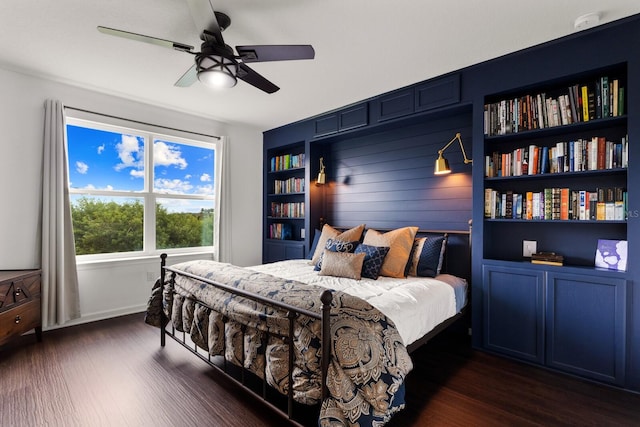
(594, 239), (627, 271)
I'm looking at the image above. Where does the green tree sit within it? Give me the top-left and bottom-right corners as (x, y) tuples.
(71, 198), (143, 255)
(71, 197), (214, 254)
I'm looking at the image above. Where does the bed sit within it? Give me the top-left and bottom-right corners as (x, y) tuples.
(145, 224), (471, 426)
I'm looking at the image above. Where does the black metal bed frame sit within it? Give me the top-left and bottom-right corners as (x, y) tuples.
(157, 223), (472, 425)
(159, 253), (333, 425)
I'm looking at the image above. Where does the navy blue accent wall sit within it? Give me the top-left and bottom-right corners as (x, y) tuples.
(321, 109), (472, 231)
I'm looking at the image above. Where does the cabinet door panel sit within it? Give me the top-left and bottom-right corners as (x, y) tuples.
(414, 74), (460, 112)
(264, 241), (305, 263)
(339, 103), (368, 131)
(313, 113), (338, 137)
(483, 264), (544, 363)
(372, 88), (414, 122)
(546, 272), (626, 385)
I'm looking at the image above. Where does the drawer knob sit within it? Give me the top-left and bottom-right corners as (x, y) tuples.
(15, 288), (22, 297)
(15, 315), (21, 324)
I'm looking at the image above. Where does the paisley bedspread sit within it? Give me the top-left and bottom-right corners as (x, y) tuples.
(145, 259), (412, 426)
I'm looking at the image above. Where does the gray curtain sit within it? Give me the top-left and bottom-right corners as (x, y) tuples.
(42, 99), (80, 327)
(214, 137), (229, 262)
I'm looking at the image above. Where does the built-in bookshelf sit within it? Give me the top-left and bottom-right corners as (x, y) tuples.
(265, 143), (306, 246)
(482, 64), (628, 267)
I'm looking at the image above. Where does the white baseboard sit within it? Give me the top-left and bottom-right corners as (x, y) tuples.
(44, 304), (147, 331)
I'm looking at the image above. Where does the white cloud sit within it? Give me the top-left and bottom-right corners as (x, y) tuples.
(75, 161), (89, 174)
(115, 135), (143, 171)
(200, 173), (211, 182)
(154, 141), (187, 169)
(154, 178), (193, 194)
(195, 184), (214, 195)
(130, 169), (144, 179)
(97, 144), (105, 154)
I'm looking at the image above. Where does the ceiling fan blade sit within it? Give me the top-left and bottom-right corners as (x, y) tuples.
(174, 64), (198, 87)
(236, 45), (315, 63)
(97, 26), (193, 52)
(185, 0), (224, 44)
(236, 63), (279, 94)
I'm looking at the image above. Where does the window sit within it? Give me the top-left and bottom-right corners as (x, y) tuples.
(66, 115), (219, 259)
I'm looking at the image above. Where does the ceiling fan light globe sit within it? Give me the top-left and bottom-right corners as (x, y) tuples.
(198, 69), (237, 88)
(196, 53), (238, 89)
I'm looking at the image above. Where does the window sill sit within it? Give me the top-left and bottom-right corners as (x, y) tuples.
(76, 251), (215, 267)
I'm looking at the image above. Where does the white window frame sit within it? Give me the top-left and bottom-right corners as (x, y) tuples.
(66, 112), (221, 263)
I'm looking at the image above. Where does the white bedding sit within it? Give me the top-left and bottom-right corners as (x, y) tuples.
(248, 259), (460, 347)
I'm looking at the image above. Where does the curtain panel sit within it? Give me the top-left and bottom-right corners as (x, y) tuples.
(42, 99), (81, 327)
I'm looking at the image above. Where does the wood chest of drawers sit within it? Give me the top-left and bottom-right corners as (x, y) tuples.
(0, 270), (42, 346)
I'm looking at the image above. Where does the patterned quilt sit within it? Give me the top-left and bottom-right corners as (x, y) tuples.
(145, 260), (413, 426)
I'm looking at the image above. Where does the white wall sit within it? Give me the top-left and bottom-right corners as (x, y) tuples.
(0, 67), (263, 326)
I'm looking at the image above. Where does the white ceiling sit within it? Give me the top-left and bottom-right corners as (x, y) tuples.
(1, 1), (639, 131)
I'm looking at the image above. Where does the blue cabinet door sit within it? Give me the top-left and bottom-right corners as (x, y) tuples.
(264, 241), (305, 263)
(546, 272), (627, 385)
(483, 265), (544, 363)
(483, 263), (545, 363)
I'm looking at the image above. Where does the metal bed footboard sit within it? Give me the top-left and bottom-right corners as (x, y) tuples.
(158, 253), (332, 424)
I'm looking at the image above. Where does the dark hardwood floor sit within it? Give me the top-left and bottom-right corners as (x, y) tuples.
(1, 313), (639, 426)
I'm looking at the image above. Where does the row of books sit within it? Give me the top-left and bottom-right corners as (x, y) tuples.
(270, 153), (305, 172)
(484, 187), (627, 221)
(270, 202), (305, 218)
(485, 135), (628, 178)
(269, 223), (293, 240)
(273, 177), (305, 194)
(484, 75), (625, 136)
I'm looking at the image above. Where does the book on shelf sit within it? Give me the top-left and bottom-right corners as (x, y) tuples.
(601, 76), (610, 118)
(270, 202), (305, 218)
(269, 222), (293, 240)
(484, 187), (627, 221)
(484, 135), (628, 178)
(605, 187), (615, 220)
(596, 188), (606, 221)
(270, 153), (305, 172)
(273, 177), (305, 194)
(531, 252), (564, 266)
(560, 188), (570, 220)
(581, 85), (590, 122)
(484, 74), (625, 136)
(615, 187), (625, 220)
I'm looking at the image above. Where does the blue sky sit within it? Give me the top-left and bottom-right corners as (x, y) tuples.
(66, 125), (215, 196)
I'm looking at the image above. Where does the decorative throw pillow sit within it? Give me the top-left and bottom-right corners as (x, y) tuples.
(314, 238), (360, 271)
(363, 226), (418, 278)
(309, 223), (365, 266)
(354, 244), (390, 280)
(318, 251), (366, 280)
(408, 236), (447, 277)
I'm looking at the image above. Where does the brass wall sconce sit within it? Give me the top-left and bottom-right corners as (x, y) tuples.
(316, 157), (326, 185)
(434, 132), (473, 175)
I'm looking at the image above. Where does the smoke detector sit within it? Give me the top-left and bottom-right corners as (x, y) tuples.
(574, 13), (601, 31)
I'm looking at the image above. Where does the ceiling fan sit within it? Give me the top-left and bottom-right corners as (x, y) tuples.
(97, 0), (314, 94)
